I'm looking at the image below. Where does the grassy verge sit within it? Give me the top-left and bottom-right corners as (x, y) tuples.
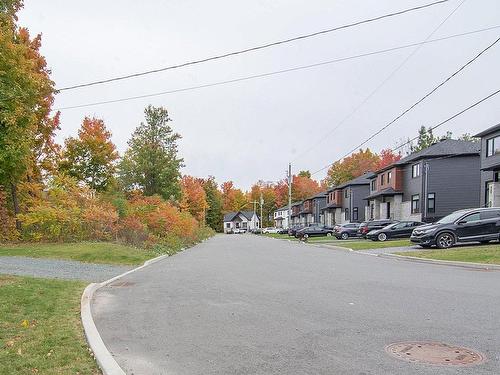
(0, 275), (100, 374)
(320, 239), (412, 250)
(0, 242), (157, 266)
(261, 233), (298, 241)
(396, 244), (500, 265)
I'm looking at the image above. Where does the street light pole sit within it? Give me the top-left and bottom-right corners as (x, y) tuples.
(260, 192), (264, 229)
(287, 163), (292, 229)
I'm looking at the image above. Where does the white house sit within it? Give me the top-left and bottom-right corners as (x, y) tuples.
(223, 211), (260, 233)
(273, 206), (290, 229)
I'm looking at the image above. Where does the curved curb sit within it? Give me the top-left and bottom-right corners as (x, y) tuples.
(379, 253), (500, 270)
(80, 252), (176, 375)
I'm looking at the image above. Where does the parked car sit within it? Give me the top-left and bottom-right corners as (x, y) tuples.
(277, 228), (289, 234)
(251, 228), (262, 234)
(366, 221), (424, 241)
(288, 225), (303, 237)
(262, 227), (279, 234)
(233, 228), (246, 234)
(334, 223), (360, 240)
(357, 219), (395, 238)
(410, 208), (500, 248)
(295, 225), (333, 239)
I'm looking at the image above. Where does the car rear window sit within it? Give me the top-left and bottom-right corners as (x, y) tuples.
(481, 210), (500, 219)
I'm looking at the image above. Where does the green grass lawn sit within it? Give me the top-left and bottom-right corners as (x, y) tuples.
(0, 275), (100, 375)
(397, 244), (500, 265)
(0, 242), (157, 266)
(262, 233), (297, 241)
(314, 239), (412, 250)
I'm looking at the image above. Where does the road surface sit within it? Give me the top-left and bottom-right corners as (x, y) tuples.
(92, 235), (500, 374)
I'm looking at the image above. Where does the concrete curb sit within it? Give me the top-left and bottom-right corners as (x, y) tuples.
(379, 253), (500, 270)
(80, 251), (182, 375)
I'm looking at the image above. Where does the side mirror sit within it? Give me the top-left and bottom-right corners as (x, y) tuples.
(457, 220), (467, 225)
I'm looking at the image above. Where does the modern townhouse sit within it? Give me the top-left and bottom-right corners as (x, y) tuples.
(365, 139), (480, 222)
(273, 205), (290, 229)
(290, 201), (303, 226)
(474, 124), (500, 207)
(311, 191), (328, 224)
(322, 173), (373, 226)
(298, 198), (313, 226)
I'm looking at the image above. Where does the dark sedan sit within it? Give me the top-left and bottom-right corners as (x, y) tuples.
(366, 221), (424, 241)
(334, 223), (360, 240)
(295, 225), (333, 239)
(357, 219), (395, 238)
(288, 226), (303, 237)
(410, 208), (500, 248)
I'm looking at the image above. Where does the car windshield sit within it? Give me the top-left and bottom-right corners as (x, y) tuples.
(437, 211), (468, 224)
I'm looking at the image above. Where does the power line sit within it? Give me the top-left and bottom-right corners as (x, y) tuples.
(292, 0), (467, 163)
(310, 35), (500, 176)
(51, 26), (500, 112)
(392, 88), (500, 152)
(56, 0), (449, 92)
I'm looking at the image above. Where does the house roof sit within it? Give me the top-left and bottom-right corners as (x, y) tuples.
(373, 139), (480, 175)
(336, 172), (375, 189)
(474, 123), (500, 137)
(223, 211), (257, 222)
(321, 202), (341, 210)
(364, 188), (403, 200)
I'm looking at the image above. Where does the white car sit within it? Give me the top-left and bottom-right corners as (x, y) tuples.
(233, 228), (246, 234)
(263, 227), (279, 234)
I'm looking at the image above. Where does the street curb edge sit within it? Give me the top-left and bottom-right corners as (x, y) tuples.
(379, 253), (500, 270)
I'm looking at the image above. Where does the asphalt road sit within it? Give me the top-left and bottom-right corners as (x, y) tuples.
(92, 235), (500, 375)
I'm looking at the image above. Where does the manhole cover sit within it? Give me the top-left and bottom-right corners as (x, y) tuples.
(385, 342), (485, 366)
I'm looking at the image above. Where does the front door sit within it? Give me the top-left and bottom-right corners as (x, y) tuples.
(486, 182), (494, 207)
(386, 202), (391, 219)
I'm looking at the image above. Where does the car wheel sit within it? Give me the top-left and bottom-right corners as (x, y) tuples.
(303, 234), (309, 239)
(326, 232), (332, 237)
(341, 232), (349, 240)
(436, 232), (455, 249)
(377, 233), (387, 242)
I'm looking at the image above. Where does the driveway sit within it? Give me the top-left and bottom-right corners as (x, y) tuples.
(92, 234), (500, 374)
(0, 256), (132, 281)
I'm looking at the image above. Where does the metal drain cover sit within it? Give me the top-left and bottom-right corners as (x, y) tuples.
(385, 342), (484, 366)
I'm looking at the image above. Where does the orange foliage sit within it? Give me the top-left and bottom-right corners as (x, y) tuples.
(180, 175), (208, 222)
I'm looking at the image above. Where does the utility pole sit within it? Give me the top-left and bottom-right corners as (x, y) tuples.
(287, 163), (292, 229)
(260, 192), (264, 229)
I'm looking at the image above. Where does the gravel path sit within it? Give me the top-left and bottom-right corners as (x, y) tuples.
(0, 256), (133, 281)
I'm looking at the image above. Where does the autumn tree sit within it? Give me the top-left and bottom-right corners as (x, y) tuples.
(298, 170), (311, 178)
(377, 149), (402, 170)
(249, 181), (277, 227)
(201, 176), (223, 231)
(179, 175), (208, 222)
(221, 181), (248, 212)
(118, 106), (184, 200)
(323, 148), (379, 187)
(292, 174), (321, 201)
(273, 179), (289, 208)
(59, 117), (118, 192)
(0, 1), (57, 229)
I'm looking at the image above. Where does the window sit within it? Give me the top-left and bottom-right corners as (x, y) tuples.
(242, 222), (247, 228)
(486, 136), (500, 157)
(411, 194), (420, 214)
(226, 223), (231, 228)
(370, 203), (374, 219)
(461, 213), (480, 223)
(380, 174), (385, 185)
(427, 193), (435, 214)
(371, 180), (376, 191)
(353, 207), (358, 221)
(412, 163), (420, 178)
(344, 189), (348, 198)
(388, 171), (392, 182)
(481, 210), (500, 220)
(344, 208), (349, 220)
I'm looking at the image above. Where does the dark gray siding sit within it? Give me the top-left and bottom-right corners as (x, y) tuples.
(402, 162), (423, 204)
(480, 170), (494, 206)
(426, 155), (480, 220)
(479, 129), (500, 170)
(312, 196), (327, 223)
(351, 185), (369, 222)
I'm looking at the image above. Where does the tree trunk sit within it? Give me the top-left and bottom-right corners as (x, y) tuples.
(10, 182), (21, 231)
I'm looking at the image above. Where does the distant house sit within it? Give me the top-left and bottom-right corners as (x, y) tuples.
(297, 192), (327, 226)
(273, 206), (290, 229)
(223, 211), (260, 233)
(322, 173), (373, 226)
(365, 139), (480, 222)
(290, 201), (303, 227)
(474, 124), (500, 207)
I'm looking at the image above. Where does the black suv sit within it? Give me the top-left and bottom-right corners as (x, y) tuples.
(410, 208), (500, 248)
(357, 219), (395, 238)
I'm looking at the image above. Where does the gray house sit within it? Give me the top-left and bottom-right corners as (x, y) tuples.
(290, 201), (303, 227)
(365, 139), (480, 222)
(474, 124), (500, 207)
(223, 211), (260, 233)
(322, 173), (373, 226)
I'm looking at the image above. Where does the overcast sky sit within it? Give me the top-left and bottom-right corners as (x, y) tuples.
(18, 0), (500, 190)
